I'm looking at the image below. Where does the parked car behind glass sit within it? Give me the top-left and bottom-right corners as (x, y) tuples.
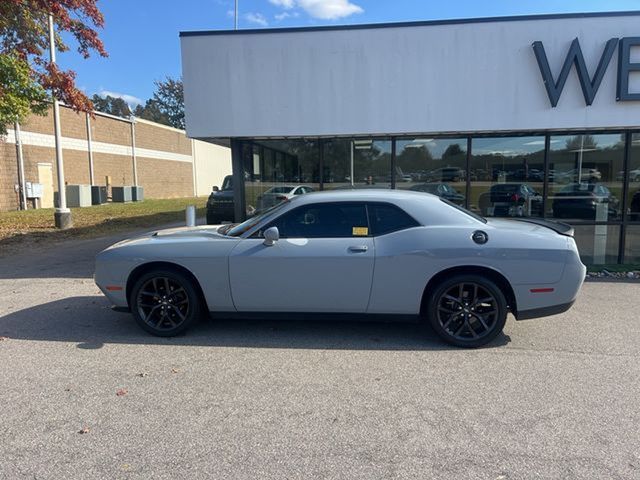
(478, 183), (543, 217)
(256, 185), (314, 211)
(552, 183), (619, 220)
(410, 182), (465, 205)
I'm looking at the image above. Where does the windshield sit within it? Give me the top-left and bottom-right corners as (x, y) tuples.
(221, 176), (233, 191)
(439, 197), (487, 223)
(221, 201), (290, 237)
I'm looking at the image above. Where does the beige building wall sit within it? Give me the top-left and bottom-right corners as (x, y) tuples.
(0, 105), (232, 211)
(193, 140), (232, 196)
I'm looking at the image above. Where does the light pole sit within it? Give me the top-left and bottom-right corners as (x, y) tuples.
(48, 13), (72, 228)
(235, 0), (238, 30)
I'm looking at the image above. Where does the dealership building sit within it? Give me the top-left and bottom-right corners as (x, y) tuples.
(181, 11), (640, 265)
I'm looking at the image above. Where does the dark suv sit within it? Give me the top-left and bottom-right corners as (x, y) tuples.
(206, 175), (234, 224)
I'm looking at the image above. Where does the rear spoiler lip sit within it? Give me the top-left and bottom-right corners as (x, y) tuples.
(509, 217), (575, 237)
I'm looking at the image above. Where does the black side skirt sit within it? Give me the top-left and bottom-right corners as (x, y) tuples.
(210, 312), (422, 323)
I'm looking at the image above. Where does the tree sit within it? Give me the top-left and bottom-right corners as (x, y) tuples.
(91, 94), (131, 118)
(566, 134), (598, 151)
(0, 53), (49, 133)
(133, 99), (170, 126)
(149, 77), (184, 129)
(443, 143), (464, 159)
(0, 0), (107, 133)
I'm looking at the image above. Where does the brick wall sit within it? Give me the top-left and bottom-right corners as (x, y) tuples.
(0, 106), (207, 211)
(137, 157), (193, 198)
(0, 141), (19, 211)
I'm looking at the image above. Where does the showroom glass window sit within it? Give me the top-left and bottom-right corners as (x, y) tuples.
(546, 133), (624, 222)
(626, 133), (640, 222)
(395, 138), (467, 206)
(243, 140), (320, 216)
(625, 133), (640, 263)
(323, 138), (392, 190)
(469, 136), (545, 217)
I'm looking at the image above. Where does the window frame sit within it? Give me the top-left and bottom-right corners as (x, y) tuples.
(251, 200), (421, 239)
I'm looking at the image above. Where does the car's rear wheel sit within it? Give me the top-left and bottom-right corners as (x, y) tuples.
(427, 274), (507, 348)
(130, 269), (202, 337)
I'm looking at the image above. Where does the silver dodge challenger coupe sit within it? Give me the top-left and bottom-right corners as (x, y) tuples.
(95, 190), (585, 347)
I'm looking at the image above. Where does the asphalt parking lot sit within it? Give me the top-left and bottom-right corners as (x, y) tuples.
(1, 230), (639, 479)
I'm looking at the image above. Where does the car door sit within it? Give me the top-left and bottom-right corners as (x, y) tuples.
(228, 202), (374, 313)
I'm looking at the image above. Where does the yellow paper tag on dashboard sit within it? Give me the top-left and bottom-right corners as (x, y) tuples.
(352, 227), (368, 236)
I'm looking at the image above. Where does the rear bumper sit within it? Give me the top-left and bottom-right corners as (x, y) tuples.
(513, 246), (585, 320)
(516, 300), (575, 320)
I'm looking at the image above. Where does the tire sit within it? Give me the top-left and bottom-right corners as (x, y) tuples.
(130, 269), (203, 337)
(426, 274), (507, 348)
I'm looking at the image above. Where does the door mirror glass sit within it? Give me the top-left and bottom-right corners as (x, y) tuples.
(212, 186), (219, 192)
(263, 226), (280, 246)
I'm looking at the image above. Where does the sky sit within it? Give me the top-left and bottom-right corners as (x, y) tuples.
(56, 0), (640, 106)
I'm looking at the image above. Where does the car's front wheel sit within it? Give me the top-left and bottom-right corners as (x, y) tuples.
(130, 269), (202, 336)
(427, 274), (507, 347)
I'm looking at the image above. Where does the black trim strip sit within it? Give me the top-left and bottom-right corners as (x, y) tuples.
(516, 300), (575, 320)
(210, 312), (422, 323)
(180, 11), (640, 37)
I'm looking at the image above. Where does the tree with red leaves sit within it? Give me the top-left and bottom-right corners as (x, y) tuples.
(0, 0), (107, 133)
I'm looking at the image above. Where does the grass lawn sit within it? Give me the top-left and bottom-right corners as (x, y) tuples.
(0, 197), (207, 251)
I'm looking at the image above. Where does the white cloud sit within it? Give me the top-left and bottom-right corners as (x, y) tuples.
(275, 11), (300, 21)
(245, 12), (268, 26)
(297, 0), (363, 19)
(270, 0), (295, 8)
(98, 90), (142, 106)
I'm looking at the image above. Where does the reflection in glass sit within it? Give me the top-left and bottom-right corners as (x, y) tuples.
(547, 134), (624, 221)
(395, 138), (467, 205)
(243, 140), (320, 216)
(624, 226), (640, 263)
(323, 138), (392, 190)
(573, 225), (620, 265)
(626, 133), (640, 222)
(469, 136), (544, 217)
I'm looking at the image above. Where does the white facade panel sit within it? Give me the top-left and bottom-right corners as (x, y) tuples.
(181, 14), (640, 139)
(192, 139), (232, 196)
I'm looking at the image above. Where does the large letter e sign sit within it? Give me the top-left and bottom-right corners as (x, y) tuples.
(532, 37), (640, 107)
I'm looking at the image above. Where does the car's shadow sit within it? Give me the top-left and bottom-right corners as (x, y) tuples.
(0, 296), (511, 351)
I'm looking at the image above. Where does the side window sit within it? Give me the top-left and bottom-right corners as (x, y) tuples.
(265, 202), (369, 238)
(368, 203), (420, 236)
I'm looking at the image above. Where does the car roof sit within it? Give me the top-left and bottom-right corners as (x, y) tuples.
(288, 188), (441, 205)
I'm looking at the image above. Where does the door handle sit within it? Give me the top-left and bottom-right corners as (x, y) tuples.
(348, 245), (369, 252)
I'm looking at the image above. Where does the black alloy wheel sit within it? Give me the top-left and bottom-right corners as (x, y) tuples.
(428, 274), (507, 348)
(130, 269), (202, 336)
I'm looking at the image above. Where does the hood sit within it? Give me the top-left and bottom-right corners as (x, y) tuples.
(102, 225), (232, 252)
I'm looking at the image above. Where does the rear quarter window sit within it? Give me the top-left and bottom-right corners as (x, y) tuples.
(368, 203), (420, 236)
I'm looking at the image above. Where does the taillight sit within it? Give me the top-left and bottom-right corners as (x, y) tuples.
(511, 193), (520, 203)
(276, 195), (288, 201)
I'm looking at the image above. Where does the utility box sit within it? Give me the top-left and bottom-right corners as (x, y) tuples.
(26, 182), (44, 199)
(112, 186), (133, 203)
(66, 184), (92, 207)
(91, 186), (108, 205)
(131, 186), (144, 202)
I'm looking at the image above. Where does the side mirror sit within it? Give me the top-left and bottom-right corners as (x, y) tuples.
(263, 226), (279, 246)
(212, 186), (219, 192)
